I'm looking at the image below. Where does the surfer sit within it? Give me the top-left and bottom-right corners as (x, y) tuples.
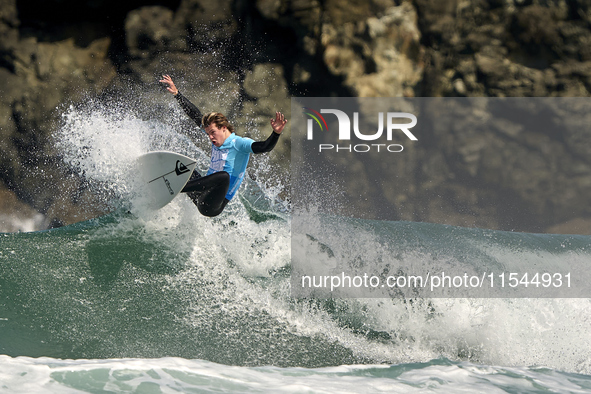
(159, 74), (287, 217)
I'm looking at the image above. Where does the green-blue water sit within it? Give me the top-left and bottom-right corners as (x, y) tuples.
(2, 206), (591, 392)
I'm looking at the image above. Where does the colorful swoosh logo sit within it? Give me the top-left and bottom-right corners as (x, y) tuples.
(303, 107), (328, 131)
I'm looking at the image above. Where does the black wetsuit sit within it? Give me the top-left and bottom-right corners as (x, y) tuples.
(174, 92), (280, 217)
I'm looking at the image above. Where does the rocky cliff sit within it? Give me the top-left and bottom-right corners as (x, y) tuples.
(1, 0), (590, 233)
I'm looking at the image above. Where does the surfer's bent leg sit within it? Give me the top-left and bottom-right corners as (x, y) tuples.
(181, 171), (230, 217)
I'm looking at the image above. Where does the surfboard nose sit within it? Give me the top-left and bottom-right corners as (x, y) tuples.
(136, 151), (197, 210)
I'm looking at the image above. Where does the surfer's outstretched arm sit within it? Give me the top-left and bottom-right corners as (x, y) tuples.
(251, 112), (287, 154)
(159, 74), (203, 127)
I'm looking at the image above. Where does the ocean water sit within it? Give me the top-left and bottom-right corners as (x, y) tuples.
(1, 102), (591, 393)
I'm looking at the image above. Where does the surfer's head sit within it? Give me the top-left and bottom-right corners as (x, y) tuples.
(203, 112), (233, 147)
(202, 112), (234, 134)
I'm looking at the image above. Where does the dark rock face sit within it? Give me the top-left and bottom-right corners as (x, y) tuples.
(0, 0), (590, 233)
(415, 0), (591, 97)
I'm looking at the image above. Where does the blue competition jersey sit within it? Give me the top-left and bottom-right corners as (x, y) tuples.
(206, 133), (254, 200)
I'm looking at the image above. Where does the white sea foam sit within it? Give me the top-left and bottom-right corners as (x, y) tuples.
(1, 356), (590, 394)
(0, 212), (46, 233)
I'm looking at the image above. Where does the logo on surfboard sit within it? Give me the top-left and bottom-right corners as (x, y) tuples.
(175, 160), (190, 176)
(164, 177), (174, 195)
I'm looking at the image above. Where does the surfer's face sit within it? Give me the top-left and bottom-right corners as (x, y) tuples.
(205, 124), (231, 147)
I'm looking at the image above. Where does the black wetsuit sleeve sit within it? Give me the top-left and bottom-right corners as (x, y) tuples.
(175, 92), (203, 127)
(251, 131), (281, 154)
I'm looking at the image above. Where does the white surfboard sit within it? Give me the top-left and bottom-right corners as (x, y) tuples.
(136, 151), (197, 209)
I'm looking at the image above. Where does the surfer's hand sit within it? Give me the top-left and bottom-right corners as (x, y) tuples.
(159, 74), (178, 95)
(270, 111), (287, 134)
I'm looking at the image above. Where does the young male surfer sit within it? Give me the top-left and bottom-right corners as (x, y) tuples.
(159, 74), (287, 217)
